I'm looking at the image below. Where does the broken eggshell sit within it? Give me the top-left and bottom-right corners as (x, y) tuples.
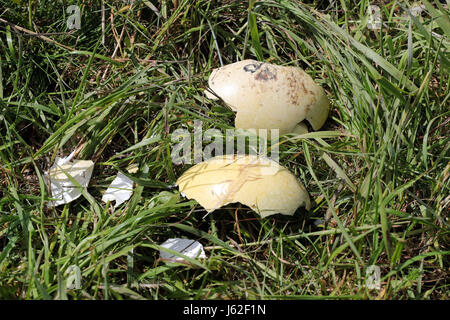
(159, 238), (206, 263)
(176, 154), (311, 218)
(101, 172), (134, 208)
(205, 59), (329, 135)
(44, 154), (94, 207)
(101, 164), (138, 208)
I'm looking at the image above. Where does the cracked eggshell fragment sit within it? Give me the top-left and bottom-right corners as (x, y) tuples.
(102, 172), (134, 208)
(101, 164), (138, 208)
(160, 238), (206, 263)
(176, 154), (311, 218)
(206, 59), (329, 135)
(44, 154), (94, 207)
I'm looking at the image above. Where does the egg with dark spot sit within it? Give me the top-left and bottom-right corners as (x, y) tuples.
(205, 59), (329, 134)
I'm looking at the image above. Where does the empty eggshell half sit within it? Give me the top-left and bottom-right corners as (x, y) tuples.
(176, 154), (311, 218)
(206, 59), (329, 135)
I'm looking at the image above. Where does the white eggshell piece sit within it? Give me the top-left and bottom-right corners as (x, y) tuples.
(44, 156), (94, 207)
(160, 238), (206, 262)
(102, 172), (134, 208)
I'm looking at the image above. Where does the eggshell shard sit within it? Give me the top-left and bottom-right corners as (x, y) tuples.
(159, 238), (206, 263)
(44, 158), (94, 207)
(176, 154), (311, 218)
(101, 172), (134, 208)
(206, 59), (329, 134)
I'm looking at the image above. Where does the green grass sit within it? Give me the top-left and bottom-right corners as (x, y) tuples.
(0, 0), (449, 300)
